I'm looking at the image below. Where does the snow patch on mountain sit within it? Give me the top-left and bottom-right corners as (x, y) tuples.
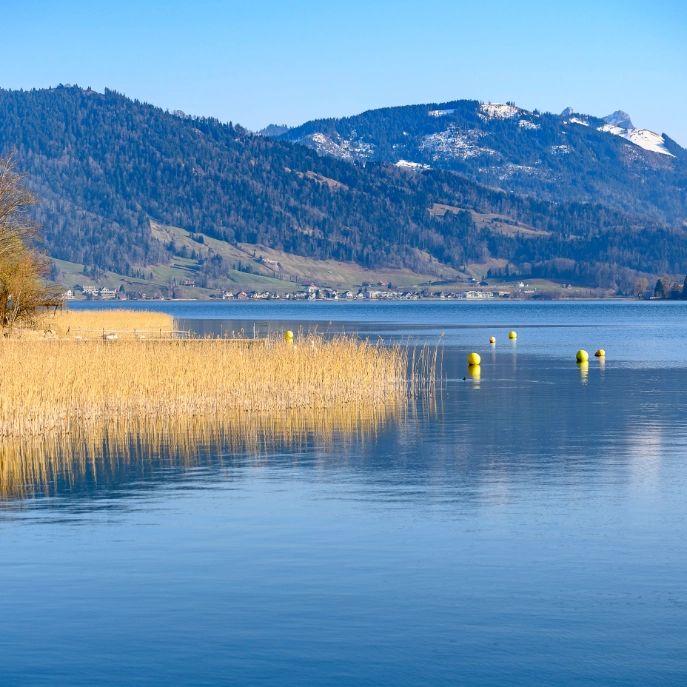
(301, 133), (352, 160)
(420, 127), (499, 161)
(518, 120), (541, 130)
(569, 117), (589, 127)
(428, 109), (455, 117)
(551, 145), (571, 155)
(598, 124), (674, 157)
(479, 103), (521, 120)
(395, 159), (430, 169)
(298, 132), (375, 161)
(495, 163), (539, 180)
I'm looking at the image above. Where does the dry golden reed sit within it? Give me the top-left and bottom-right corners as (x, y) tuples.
(0, 309), (441, 498)
(1, 310), (409, 438)
(36, 307), (174, 337)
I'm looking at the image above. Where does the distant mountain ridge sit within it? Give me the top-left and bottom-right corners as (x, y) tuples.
(1, 86), (686, 292)
(271, 100), (687, 222)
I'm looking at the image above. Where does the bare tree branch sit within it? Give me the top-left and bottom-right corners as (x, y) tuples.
(0, 154), (62, 330)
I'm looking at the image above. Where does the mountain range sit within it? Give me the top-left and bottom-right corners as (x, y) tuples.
(269, 100), (687, 223)
(1, 85), (686, 295)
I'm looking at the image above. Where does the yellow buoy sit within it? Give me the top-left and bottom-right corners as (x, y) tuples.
(284, 330), (294, 342)
(508, 331), (517, 340)
(489, 336), (496, 344)
(595, 349), (605, 357)
(468, 352), (481, 365)
(576, 350), (589, 362)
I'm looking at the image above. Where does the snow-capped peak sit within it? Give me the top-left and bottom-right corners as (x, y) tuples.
(597, 109), (674, 156)
(560, 107), (574, 118)
(603, 110), (634, 130)
(598, 123), (674, 157)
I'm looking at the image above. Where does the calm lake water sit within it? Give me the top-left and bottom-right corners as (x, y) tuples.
(2, 301), (687, 686)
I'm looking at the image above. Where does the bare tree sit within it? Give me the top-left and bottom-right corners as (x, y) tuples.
(0, 155), (62, 330)
(633, 277), (649, 298)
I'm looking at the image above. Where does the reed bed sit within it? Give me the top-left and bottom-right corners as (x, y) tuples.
(33, 308), (175, 338)
(0, 330), (410, 438)
(0, 308), (439, 497)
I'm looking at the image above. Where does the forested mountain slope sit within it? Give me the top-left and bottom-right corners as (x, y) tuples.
(0, 85), (686, 288)
(275, 99), (687, 222)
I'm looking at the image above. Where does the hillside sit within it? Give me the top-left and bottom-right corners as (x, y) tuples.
(1, 86), (687, 292)
(274, 100), (687, 222)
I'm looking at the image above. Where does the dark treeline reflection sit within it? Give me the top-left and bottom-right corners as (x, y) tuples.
(2, 347), (685, 509)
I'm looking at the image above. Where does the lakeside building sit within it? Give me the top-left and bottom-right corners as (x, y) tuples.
(463, 291), (494, 299)
(99, 287), (117, 300)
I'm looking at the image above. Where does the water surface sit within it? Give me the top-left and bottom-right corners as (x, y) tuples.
(2, 301), (686, 685)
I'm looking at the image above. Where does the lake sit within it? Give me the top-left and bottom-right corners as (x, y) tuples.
(2, 301), (686, 685)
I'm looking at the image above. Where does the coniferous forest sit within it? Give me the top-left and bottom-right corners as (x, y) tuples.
(1, 85), (686, 288)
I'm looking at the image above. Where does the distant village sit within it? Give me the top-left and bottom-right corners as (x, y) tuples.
(62, 277), (539, 302)
(61, 274), (687, 302)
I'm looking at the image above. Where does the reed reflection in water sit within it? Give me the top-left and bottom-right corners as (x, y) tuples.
(0, 397), (421, 501)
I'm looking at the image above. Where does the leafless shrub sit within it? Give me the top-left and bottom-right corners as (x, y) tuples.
(0, 155), (62, 330)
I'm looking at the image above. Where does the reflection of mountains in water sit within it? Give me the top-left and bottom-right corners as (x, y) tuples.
(0, 400), (419, 502)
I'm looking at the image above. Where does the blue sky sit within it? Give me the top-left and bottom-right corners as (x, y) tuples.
(4, 0), (687, 144)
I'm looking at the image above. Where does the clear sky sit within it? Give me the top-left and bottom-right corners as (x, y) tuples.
(4, 0), (687, 144)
